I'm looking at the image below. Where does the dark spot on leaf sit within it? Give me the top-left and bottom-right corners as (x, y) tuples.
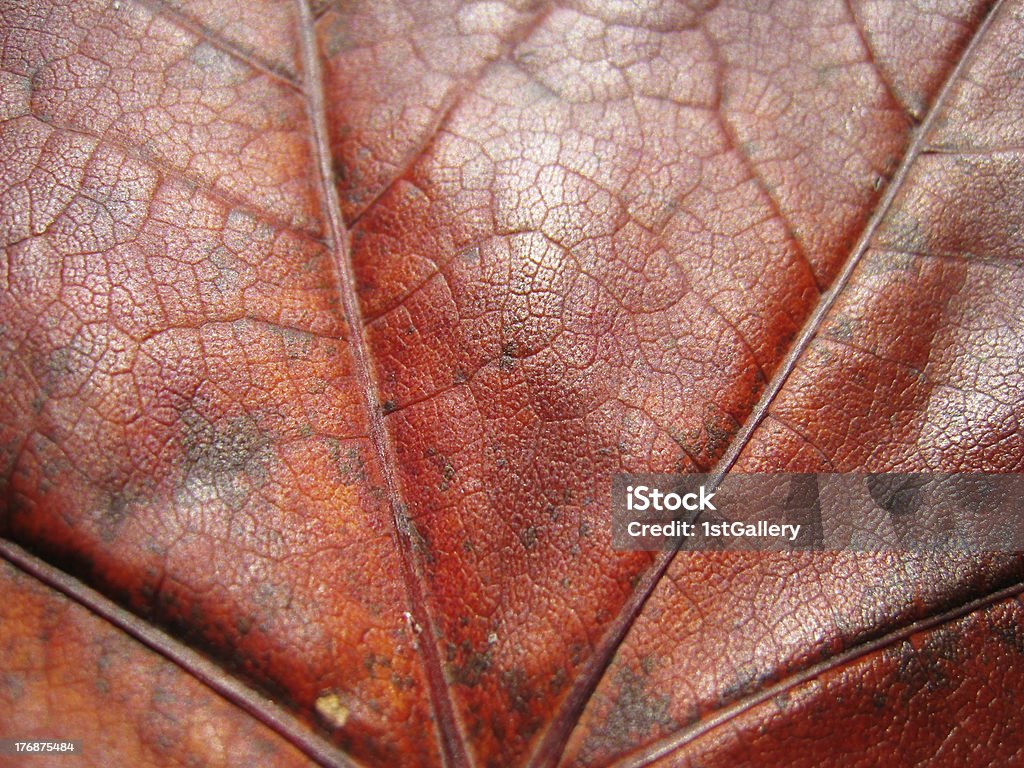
(703, 414), (732, 461)
(991, 614), (1024, 655)
(333, 158), (351, 184)
(718, 667), (760, 705)
(407, 520), (435, 567)
(502, 668), (531, 714)
(330, 442), (367, 485)
(825, 314), (855, 342)
(437, 461), (456, 491)
(450, 648), (491, 687)
(549, 667), (566, 693)
(499, 342), (518, 371)
(892, 628), (963, 698)
(772, 691), (791, 712)
(0, 672), (25, 702)
(518, 525), (537, 549)
(97, 492), (130, 542)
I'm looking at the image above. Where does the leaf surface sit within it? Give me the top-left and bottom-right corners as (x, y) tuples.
(0, 1), (1021, 767)
(0, 555), (318, 768)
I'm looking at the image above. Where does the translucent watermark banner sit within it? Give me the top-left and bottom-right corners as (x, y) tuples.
(611, 474), (1024, 552)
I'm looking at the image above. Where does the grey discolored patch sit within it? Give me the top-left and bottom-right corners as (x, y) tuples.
(878, 211), (927, 255)
(96, 492), (131, 542)
(250, 581), (296, 634)
(276, 326), (314, 360)
(178, 409), (274, 510)
(824, 314), (855, 343)
(93, 644), (117, 694)
(772, 690), (792, 712)
(329, 442), (367, 486)
(42, 340), (93, 397)
(548, 666), (567, 694)
(598, 666), (674, 753)
(224, 209), (276, 252)
(185, 41), (250, 87)
(320, 13), (356, 58)
(0, 671), (25, 702)
(235, 615), (253, 637)
(208, 245), (244, 294)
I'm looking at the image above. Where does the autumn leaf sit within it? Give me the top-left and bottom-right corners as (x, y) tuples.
(1, 0), (1022, 767)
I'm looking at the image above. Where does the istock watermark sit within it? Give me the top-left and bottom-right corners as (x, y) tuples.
(611, 473), (1024, 552)
(624, 484), (718, 512)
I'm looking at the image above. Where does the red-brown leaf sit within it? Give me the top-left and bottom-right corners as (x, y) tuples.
(1, 0), (1021, 766)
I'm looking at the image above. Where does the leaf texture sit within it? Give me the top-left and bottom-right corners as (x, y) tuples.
(0, 0), (1021, 766)
(0, 556), (316, 768)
